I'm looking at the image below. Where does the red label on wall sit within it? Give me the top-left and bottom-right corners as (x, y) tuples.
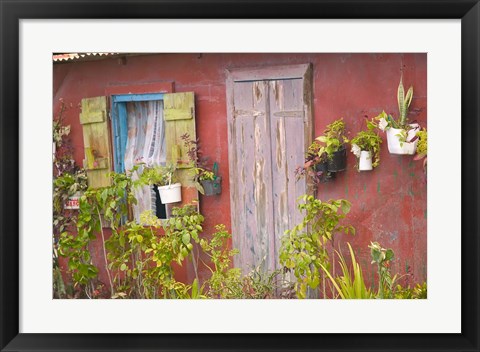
(64, 196), (80, 210)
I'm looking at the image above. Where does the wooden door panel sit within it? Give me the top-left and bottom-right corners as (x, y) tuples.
(231, 81), (275, 274)
(269, 79), (307, 268)
(227, 64), (313, 276)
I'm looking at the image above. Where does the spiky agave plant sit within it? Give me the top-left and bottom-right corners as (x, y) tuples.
(397, 75), (414, 128)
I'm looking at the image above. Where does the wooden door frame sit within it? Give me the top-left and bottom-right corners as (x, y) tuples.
(225, 63), (314, 271)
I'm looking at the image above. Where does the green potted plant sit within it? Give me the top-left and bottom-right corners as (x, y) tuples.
(197, 163), (222, 196)
(315, 118), (349, 172)
(350, 120), (383, 171)
(181, 133), (222, 196)
(298, 141), (334, 184)
(140, 164), (181, 204)
(375, 75), (420, 155)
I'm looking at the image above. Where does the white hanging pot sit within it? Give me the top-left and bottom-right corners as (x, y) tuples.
(386, 124), (420, 155)
(157, 183), (182, 204)
(358, 151), (373, 171)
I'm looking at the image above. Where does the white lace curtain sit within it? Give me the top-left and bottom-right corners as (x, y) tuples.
(124, 100), (166, 222)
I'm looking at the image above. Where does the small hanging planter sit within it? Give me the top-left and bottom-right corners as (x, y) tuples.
(327, 146), (347, 172)
(301, 119), (348, 185)
(315, 161), (335, 183)
(200, 176), (222, 196)
(386, 124), (419, 155)
(140, 164), (182, 204)
(358, 151), (373, 171)
(157, 183), (182, 204)
(350, 125), (382, 171)
(196, 162), (222, 196)
(376, 75), (419, 156)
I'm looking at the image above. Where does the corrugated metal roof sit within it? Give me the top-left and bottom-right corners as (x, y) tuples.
(53, 52), (119, 62)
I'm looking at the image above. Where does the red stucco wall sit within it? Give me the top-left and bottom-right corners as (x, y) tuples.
(54, 53), (427, 289)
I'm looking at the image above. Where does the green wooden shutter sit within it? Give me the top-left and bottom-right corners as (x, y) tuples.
(79, 96), (112, 188)
(163, 92), (196, 187)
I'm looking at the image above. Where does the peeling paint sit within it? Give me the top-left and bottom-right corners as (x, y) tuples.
(276, 119), (285, 169)
(253, 81), (263, 106)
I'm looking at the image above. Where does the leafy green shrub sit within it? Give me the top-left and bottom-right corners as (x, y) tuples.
(105, 205), (204, 299)
(199, 224), (242, 298)
(279, 195), (355, 298)
(394, 282), (427, 299)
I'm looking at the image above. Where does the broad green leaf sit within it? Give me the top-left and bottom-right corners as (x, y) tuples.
(182, 233), (191, 245)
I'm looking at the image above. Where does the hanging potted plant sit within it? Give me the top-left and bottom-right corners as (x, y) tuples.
(375, 76), (420, 155)
(314, 152), (335, 182)
(315, 118), (349, 172)
(197, 162), (222, 196)
(181, 133), (222, 196)
(140, 164), (182, 204)
(350, 120), (383, 171)
(295, 139), (334, 185)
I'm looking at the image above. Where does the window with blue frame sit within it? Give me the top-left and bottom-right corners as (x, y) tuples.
(111, 93), (168, 220)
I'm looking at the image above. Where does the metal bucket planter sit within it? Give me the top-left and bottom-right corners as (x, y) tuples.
(386, 124), (420, 155)
(315, 161), (335, 183)
(328, 146), (347, 172)
(157, 183), (182, 204)
(200, 177), (222, 196)
(358, 151), (373, 171)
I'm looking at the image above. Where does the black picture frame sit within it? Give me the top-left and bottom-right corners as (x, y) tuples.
(1, 1), (479, 351)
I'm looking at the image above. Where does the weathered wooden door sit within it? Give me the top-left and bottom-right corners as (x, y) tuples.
(226, 64), (313, 275)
